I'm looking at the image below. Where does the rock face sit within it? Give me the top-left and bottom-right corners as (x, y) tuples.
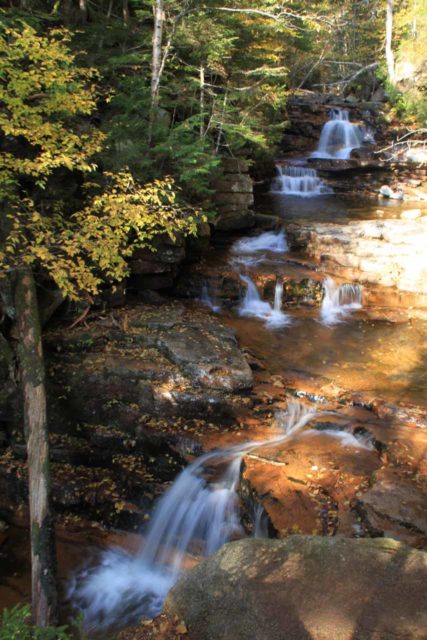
(166, 536), (427, 640)
(0, 304), (252, 528)
(280, 93), (384, 157)
(129, 234), (186, 291)
(287, 218), (427, 315)
(213, 159), (255, 231)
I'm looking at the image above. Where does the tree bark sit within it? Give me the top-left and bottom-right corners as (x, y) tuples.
(14, 268), (57, 627)
(123, 0), (129, 25)
(79, 0), (88, 23)
(149, 0), (164, 144)
(386, 0), (395, 82)
(200, 65), (205, 138)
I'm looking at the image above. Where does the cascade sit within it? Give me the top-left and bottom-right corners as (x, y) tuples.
(320, 277), (362, 325)
(270, 165), (333, 197)
(311, 108), (365, 160)
(239, 275), (290, 328)
(274, 280), (284, 312)
(200, 283), (221, 313)
(69, 401), (317, 631)
(231, 229), (288, 255)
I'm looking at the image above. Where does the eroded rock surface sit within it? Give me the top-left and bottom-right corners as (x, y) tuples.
(166, 536), (427, 640)
(287, 218), (427, 315)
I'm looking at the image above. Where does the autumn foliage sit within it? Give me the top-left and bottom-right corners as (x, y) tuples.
(0, 25), (203, 299)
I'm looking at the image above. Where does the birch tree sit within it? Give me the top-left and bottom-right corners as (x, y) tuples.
(386, 0), (395, 82)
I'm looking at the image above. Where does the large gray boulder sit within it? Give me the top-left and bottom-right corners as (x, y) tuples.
(165, 536), (427, 640)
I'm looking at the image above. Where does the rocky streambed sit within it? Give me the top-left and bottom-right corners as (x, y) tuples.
(0, 107), (427, 637)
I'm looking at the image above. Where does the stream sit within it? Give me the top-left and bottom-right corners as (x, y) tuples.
(1, 108), (426, 637)
(67, 180), (427, 632)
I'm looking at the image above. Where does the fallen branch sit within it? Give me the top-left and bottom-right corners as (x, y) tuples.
(374, 129), (427, 154)
(312, 62), (379, 87)
(68, 305), (90, 330)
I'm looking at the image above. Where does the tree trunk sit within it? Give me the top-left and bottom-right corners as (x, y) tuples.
(123, 0), (129, 25)
(79, 0), (88, 23)
(385, 0), (395, 82)
(14, 268), (57, 627)
(200, 65), (205, 138)
(149, 0), (164, 144)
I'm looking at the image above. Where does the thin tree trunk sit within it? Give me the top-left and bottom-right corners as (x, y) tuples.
(14, 268), (57, 627)
(215, 90), (228, 155)
(79, 0), (88, 23)
(200, 65), (205, 138)
(122, 0), (129, 25)
(149, 0), (164, 144)
(386, 0), (395, 82)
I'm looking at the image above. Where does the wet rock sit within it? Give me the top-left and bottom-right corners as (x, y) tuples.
(379, 184), (404, 199)
(166, 536), (427, 640)
(355, 468), (427, 544)
(286, 218), (427, 315)
(240, 425), (380, 538)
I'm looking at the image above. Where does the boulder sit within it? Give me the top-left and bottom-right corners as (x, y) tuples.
(166, 536), (427, 640)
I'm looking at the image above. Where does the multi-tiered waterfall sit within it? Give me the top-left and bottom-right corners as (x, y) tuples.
(311, 108), (364, 160)
(271, 165), (333, 196)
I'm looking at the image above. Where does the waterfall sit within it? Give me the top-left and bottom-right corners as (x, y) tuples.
(311, 108), (365, 160)
(270, 165), (333, 197)
(200, 283), (221, 313)
(274, 280), (283, 312)
(320, 277), (362, 325)
(239, 275), (290, 328)
(231, 229), (288, 255)
(69, 401), (317, 631)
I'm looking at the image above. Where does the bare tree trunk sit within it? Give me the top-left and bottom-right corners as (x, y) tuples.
(123, 0), (129, 25)
(386, 0), (395, 82)
(79, 0), (88, 23)
(215, 90), (228, 155)
(149, 0), (164, 144)
(14, 268), (57, 627)
(200, 65), (205, 138)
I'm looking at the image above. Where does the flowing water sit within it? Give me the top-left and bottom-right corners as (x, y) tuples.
(311, 108), (364, 160)
(238, 275), (290, 329)
(200, 282), (221, 313)
(231, 229), (288, 254)
(69, 401), (317, 632)
(3, 109), (422, 636)
(270, 164), (333, 197)
(320, 277), (362, 326)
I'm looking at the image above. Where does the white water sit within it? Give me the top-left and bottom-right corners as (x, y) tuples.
(320, 277), (362, 325)
(270, 165), (333, 197)
(303, 428), (374, 450)
(311, 108), (364, 160)
(200, 283), (221, 313)
(239, 275), (291, 328)
(69, 401), (316, 631)
(231, 229), (288, 255)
